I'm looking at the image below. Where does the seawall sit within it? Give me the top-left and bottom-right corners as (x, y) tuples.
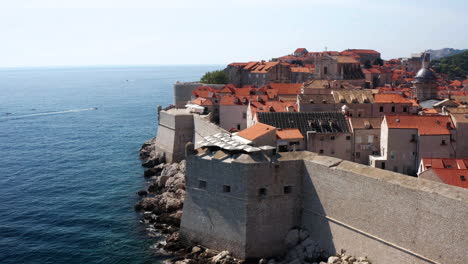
(180, 150), (468, 264)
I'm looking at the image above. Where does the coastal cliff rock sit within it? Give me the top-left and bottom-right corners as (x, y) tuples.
(140, 137), (166, 167)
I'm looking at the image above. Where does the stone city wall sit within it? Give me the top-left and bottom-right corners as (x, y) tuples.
(154, 109), (227, 163)
(174, 82), (225, 108)
(181, 150), (468, 263)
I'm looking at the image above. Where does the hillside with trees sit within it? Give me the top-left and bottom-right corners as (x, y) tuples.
(432, 50), (468, 79)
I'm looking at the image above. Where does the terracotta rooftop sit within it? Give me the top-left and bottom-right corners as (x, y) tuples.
(422, 158), (468, 170)
(191, 97), (214, 106)
(421, 158), (468, 189)
(192, 86), (216, 98)
(268, 83), (302, 95)
(432, 169), (468, 189)
(236, 122), (276, 141)
(374, 94), (412, 104)
(228, 62), (248, 67)
(385, 115), (454, 135)
(249, 100), (297, 115)
(276, 128), (304, 140)
(344, 49), (380, 54)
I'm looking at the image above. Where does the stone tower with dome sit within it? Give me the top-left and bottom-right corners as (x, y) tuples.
(412, 52), (437, 101)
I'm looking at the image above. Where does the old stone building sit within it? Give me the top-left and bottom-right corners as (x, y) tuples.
(349, 117), (381, 165)
(370, 115), (456, 175)
(224, 61), (291, 87)
(257, 111), (352, 161)
(314, 54), (365, 81)
(341, 49), (381, 64)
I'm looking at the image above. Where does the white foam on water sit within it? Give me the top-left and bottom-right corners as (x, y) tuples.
(1, 108), (97, 120)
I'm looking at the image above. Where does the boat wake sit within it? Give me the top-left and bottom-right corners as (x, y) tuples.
(1, 108), (98, 120)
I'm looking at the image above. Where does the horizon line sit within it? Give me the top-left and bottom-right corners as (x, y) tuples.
(0, 63), (227, 70)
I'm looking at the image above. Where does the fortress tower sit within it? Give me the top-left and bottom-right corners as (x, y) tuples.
(412, 53), (437, 101)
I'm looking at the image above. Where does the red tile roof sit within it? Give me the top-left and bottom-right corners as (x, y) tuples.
(235, 87), (254, 96)
(344, 49), (380, 54)
(385, 115), (454, 135)
(374, 94), (412, 104)
(450, 80), (462, 87)
(236, 122), (276, 141)
(228, 62), (248, 67)
(422, 158), (468, 169)
(191, 97), (214, 106)
(294, 48), (307, 53)
(192, 86), (216, 98)
(267, 83), (302, 95)
(432, 169), (468, 189)
(276, 128), (304, 140)
(244, 61), (280, 73)
(249, 100), (297, 116)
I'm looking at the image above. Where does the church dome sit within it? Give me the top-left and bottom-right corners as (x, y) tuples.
(414, 68), (436, 83)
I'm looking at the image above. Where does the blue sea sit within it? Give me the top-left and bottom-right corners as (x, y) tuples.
(0, 65), (221, 264)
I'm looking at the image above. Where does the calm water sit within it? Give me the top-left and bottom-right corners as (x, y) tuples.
(0, 65), (220, 264)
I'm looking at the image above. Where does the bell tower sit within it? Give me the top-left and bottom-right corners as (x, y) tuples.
(412, 52), (437, 101)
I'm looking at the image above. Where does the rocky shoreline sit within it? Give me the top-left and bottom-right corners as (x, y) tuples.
(135, 137), (371, 264)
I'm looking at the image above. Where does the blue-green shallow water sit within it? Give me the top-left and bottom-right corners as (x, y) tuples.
(0, 65), (220, 264)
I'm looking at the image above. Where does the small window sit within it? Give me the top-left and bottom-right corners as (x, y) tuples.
(330, 135), (335, 140)
(403, 107), (407, 112)
(346, 135), (351, 140)
(223, 185), (231, 193)
(381, 162), (386, 169)
(355, 152), (361, 158)
(237, 124), (241, 130)
(258, 188), (267, 197)
(379, 106), (384, 112)
(324, 66), (328, 75)
(390, 151), (395, 160)
(319, 149), (324, 154)
(283, 186), (292, 194)
(391, 106), (395, 112)
(441, 140), (446, 145)
(242, 112), (247, 119)
(198, 180), (207, 189)
(461, 175), (466, 181)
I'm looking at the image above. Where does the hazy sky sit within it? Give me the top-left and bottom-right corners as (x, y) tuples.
(1, 0), (467, 67)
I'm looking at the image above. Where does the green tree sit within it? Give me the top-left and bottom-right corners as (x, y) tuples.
(200, 70), (229, 84)
(432, 51), (468, 79)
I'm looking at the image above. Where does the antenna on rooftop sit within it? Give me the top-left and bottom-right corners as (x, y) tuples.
(324, 46), (328, 52)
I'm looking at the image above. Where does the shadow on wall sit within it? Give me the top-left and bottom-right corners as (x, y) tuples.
(301, 165), (336, 258)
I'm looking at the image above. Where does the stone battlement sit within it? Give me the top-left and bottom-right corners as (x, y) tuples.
(180, 148), (468, 264)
